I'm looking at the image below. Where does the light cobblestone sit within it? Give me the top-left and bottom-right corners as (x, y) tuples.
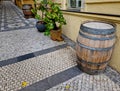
(0, 1), (120, 91)
(47, 73), (120, 91)
(0, 28), (65, 61)
(1, 47), (77, 91)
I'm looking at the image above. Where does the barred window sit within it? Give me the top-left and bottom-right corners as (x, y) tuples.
(67, 0), (84, 11)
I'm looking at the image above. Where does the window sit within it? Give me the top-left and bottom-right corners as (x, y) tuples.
(67, 0), (84, 10)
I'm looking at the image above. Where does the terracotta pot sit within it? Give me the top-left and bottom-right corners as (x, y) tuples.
(50, 29), (63, 41)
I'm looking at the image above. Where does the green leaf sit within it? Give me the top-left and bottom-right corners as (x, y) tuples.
(35, 14), (41, 20)
(31, 8), (37, 15)
(46, 12), (52, 19)
(46, 23), (54, 30)
(44, 29), (50, 36)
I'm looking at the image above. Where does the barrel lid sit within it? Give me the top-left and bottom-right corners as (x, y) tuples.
(83, 22), (114, 29)
(22, 4), (32, 10)
(80, 21), (116, 35)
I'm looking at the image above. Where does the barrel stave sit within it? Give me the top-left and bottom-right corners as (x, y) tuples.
(22, 4), (34, 19)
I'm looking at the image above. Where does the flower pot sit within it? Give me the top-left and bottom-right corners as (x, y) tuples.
(50, 29), (63, 41)
(36, 21), (46, 32)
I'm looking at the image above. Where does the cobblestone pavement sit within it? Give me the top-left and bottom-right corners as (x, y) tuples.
(0, 28), (65, 61)
(1, 47), (77, 91)
(47, 73), (120, 91)
(0, 1), (35, 32)
(0, 1), (120, 91)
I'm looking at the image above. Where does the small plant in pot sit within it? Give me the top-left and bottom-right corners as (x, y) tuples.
(31, 0), (47, 32)
(43, 1), (66, 41)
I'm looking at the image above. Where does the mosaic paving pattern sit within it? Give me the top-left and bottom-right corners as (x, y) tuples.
(0, 28), (65, 61)
(0, 44), (67, 67)
(0, 1), (35, 32)
(0, 1), (120, 91)
(104, 67), (120, 86)
(0, 47), (77, 91)
(62, 34), (76, 49)
(47, 73), (120, 91)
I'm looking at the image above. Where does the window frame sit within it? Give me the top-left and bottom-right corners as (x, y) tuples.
(67, 0), (84, 10)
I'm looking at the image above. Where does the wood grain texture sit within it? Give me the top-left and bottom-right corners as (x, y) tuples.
(76, 21), (116, 74)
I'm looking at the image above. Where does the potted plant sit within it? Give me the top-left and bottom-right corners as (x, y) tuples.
(31, 0), (47, 32)
(43, 1), (66, 41)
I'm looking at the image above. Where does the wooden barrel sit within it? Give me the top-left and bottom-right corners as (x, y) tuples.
(22, 4), (33, 18)
(76, 21), (116, 75)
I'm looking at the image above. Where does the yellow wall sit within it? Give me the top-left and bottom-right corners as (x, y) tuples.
(52, 0), (120, 15)
(110, 23), (120, 72)
(15, 0), (34, 8)
(85, 0), (120, 15)
(16, 0), (23, 8)
(52, 0), (67, 10)
(62, 12), (120, 72)
(22, 0), (34, 8)
(85, 0), (120, 3)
